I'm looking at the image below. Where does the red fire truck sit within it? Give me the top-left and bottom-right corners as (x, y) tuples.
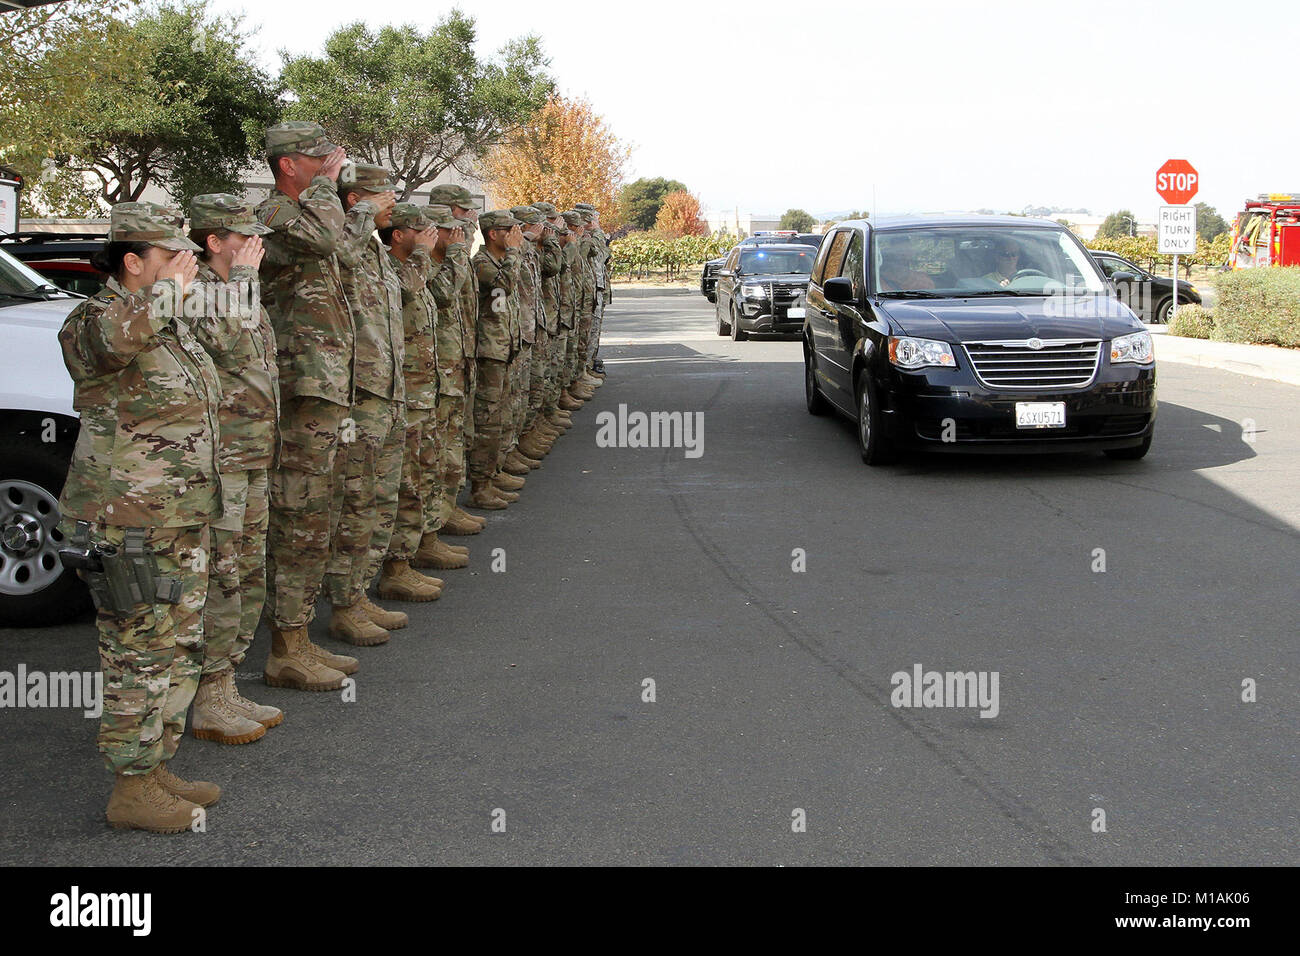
(1228, 194), (1300, 269)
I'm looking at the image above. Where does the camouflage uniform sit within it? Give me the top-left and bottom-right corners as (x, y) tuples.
(559, 214), (583, 387)
(469, 211), (523, 484)
(186, 196), (278, 678)
(510, 206), (546, 435)
(327, 164), (406, 609)
(57, 206), (218, 776)
(532, 205), (565, 417)
(576, 203), (611, 368)
(384, 204), (441, 561)
(423, 205), (475, 526)
(428, 184), (480, 460)
(257, 128), (353, 632)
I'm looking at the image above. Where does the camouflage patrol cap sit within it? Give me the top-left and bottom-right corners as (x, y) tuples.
(341, 162), (395, 193)
(423, 204), (459, 230)
(428, 183), (474, 207)
(479, 210), (520, 234)
(109, 202), (202, 251)
(265, 121), (335, 159)
(574, 202), (597, 211)
(510, 205), (543, 226)
(389, 203), (430, 231)
(190, 193), (273, 235)
(578, 208), (596, 223)
(561, 210), (585, 227)
(553, 222), (570, 236)
(531, 201), (559, 217)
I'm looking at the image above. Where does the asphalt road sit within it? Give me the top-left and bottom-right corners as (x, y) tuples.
(2, 292), (1297, 866)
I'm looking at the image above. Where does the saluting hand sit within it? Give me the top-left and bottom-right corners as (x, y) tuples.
(320, 146), (348, 182)
(506, 225), (523, 249)
(450, 226), (465, 245)
(414, 227), (437, 250)
(374, 190), (397, 217)
(161, 251), (198, 296)
(232, 236), (265, 270)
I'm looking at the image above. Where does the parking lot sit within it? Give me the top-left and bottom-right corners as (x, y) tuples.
(1, 291), (1296, 865)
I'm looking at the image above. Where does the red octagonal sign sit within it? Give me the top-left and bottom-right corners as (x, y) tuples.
(1156, 159), (1199, 205)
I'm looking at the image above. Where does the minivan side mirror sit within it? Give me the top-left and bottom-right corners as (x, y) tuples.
(823, 276), (855, 304)
(1109, 270), (1137, 283)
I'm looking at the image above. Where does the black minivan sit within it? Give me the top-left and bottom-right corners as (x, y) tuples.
(802, 216), (1156, 464)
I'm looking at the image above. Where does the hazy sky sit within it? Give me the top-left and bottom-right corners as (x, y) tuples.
(209, 0), (1290, 222)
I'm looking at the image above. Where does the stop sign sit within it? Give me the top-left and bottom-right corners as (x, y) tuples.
(1156, 159), (1199, 204)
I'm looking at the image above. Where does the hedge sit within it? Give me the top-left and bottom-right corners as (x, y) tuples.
(1167, 303), (1214, 340)
(1210, 267), (1300, 348)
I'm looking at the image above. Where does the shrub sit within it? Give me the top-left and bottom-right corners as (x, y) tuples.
(1167, 303), (1214, 339)
(1210, 267), (1300, 348)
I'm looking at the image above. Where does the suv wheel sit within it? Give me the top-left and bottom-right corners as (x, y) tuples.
(730, 307), (748, 342)
(0, 438), (91, 627)
(856, 371), (896, 465)
(716, 301), (730, 336)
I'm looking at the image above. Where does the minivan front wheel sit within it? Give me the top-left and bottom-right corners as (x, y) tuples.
(856, 372), (896, 465)
(805, 341), (829, 416)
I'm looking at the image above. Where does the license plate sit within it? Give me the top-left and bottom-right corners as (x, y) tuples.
(787, 307), (805, 318)
(1015, 402), (1066, 428)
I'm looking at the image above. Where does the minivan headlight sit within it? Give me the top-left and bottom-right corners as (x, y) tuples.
(889, 336), (956, 370)
(1110, 330), (1154, 365)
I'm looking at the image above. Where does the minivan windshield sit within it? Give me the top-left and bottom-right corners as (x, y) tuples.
(870, 226), (1108, 296)
(738, 249), (815, 275)
(0, 245), (64, 297)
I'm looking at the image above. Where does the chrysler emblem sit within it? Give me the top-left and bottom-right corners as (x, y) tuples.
(1026, 337), (1044, 350)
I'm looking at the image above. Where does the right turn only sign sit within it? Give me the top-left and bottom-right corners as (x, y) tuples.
(1158, 205), (1197, 254)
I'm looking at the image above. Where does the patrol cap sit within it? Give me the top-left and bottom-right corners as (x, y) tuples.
(579, 208), (596, 223)
(341, 162), (395, 193)
(428, 183), (474, 207)
(531, 201), (558, 217)
(479, 210), (521, 233)
(389, 203), (430, 231)
(553, 222), (570, 236)
(562, 210), (585, 227)
(189, 193), (273, 235)
(510, 205), (543, 226)
(109, 202), (202, 251)
(266, 121), (335, 159)
(423, 204), (459, 230)
(574, 202), (597, 212)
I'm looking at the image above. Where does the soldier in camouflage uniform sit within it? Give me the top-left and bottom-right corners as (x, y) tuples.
(409, 204), (474, 569)
(565, 211), (598, 401)
(555, 213), (586, 410)
(257, 121), (360, 690)
(59, 203), (222, 832)
(426, 184), (488, 534)
(507, 205), (551, 472)
(574, 206), (607, 391)
(184, 194), (283, 746)
(330, 163), (441, 633)
(575, 203), (611, 381)
(530, 202), (575, 432)
(468, 211), (524, 509)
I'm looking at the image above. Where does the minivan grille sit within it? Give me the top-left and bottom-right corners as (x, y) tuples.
(962, 339), (1101, 390)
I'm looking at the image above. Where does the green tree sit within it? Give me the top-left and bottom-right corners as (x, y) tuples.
(1194, 202), (1228, 241)
(8, 1), (279, 215)
(618, 177), (687, 231)
(281, 14), (553, 199)
(780, 208), (816, 232)
(1098, 209), (1138, 239)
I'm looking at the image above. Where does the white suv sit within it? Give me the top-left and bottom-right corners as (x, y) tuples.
(0, 245), (86, 626)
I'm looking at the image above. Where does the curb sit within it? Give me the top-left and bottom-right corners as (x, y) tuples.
(1155, 333), (1300, 387)
(610, 286), (698, 298)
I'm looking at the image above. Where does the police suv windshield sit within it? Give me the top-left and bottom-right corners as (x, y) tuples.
(738, 249), (815, 275)
(870, 226), (1108, 296)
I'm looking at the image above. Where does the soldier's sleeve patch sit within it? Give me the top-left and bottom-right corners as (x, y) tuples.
(259, 201), (299, 229)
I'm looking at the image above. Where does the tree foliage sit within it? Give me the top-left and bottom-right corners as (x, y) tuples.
(282, 13), (553, 199)
(6, 1), (279, 216)
(483, 94), (629, 226)
(610, 232), (737, 280)
(1097, 209), (1138, 239)
(1086, 232), (1232, 277)
(653, 190), (705, 238)
(780, 208), (816, 232)
(1194, 201), (1228, 241)
(618, 176), (687, 231)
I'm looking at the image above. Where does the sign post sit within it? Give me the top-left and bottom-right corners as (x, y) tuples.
(1155, 160), (1199, 322)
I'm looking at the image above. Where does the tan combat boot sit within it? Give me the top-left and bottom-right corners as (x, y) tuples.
(442, 510), (484, 535)
(221, 672), (283, 728)
(511, 449), (542, 470)
(359, 594), (408, 630)
(489, 481), (520, 503)
(106, 769), (201, 834)
(455, 507), (487, 528)
(501, 453), (531, 476)
(470, 481), (509, 509)
(377, 559), (442, 602)
(548, 412), (572, 429)
(304, 636), (359, 676)
(191, 672), (267, 745)
(580, 372), (603, 388)
(518, 435), (549, 460)
(264, 626), (348, 691)
(494, 471), (525, 492)
(154, 762), (222, 807)
(569, 384), (594, 400)
(329, 602), (391, 646)
(559, 392), (583, 411)
(413, 532), (470, 570)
